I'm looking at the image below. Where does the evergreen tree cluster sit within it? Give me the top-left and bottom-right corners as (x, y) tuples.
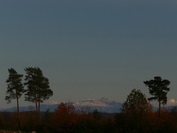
(5, 67), (53, 113)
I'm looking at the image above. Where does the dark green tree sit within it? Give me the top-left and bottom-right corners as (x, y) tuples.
(24, 67), (53, 113)
(144, 76), (170, 117)
(122, 89), (151, 114)
(93, 109), (101, 120)
(121, 89), (151, 133)
(5, 68), (24, 129)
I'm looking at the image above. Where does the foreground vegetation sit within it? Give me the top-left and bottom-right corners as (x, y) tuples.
(3, 67), (173, 133)
(0, 103), (177, 133)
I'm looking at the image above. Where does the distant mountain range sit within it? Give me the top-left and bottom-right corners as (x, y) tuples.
(74, 97), (122, 113)
(0, 97), (122, 113)
(1, 98), (175, 113)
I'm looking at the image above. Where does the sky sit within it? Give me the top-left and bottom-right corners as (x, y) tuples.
(0, 0), (177, 107)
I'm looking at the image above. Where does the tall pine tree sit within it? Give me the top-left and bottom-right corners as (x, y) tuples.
(24, 67), (53, 113)
(6, 68), (24, 129)
(144, 76), (170, 117)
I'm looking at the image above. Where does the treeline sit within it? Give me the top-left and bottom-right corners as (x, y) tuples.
(0, 103), (177, 133)
(3, 68), (175, 133)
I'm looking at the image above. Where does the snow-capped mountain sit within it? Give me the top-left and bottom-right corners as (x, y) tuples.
(0, 98), (122, 113)
(73, 97), (122, 113)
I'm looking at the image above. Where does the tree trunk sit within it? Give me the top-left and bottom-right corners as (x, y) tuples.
(17, 97), (20, 129)
(39, 101), (40, 113)
(159, 101), (161, 118)
(38, 95), (41, 121)
(35, 101), (38, 112)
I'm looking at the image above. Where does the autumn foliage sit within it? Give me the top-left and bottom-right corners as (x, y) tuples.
(49, 102), (78, 132)
(0, 103), (177, 133)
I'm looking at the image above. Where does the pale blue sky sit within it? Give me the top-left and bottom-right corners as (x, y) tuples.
(0, 0), (177, 107)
